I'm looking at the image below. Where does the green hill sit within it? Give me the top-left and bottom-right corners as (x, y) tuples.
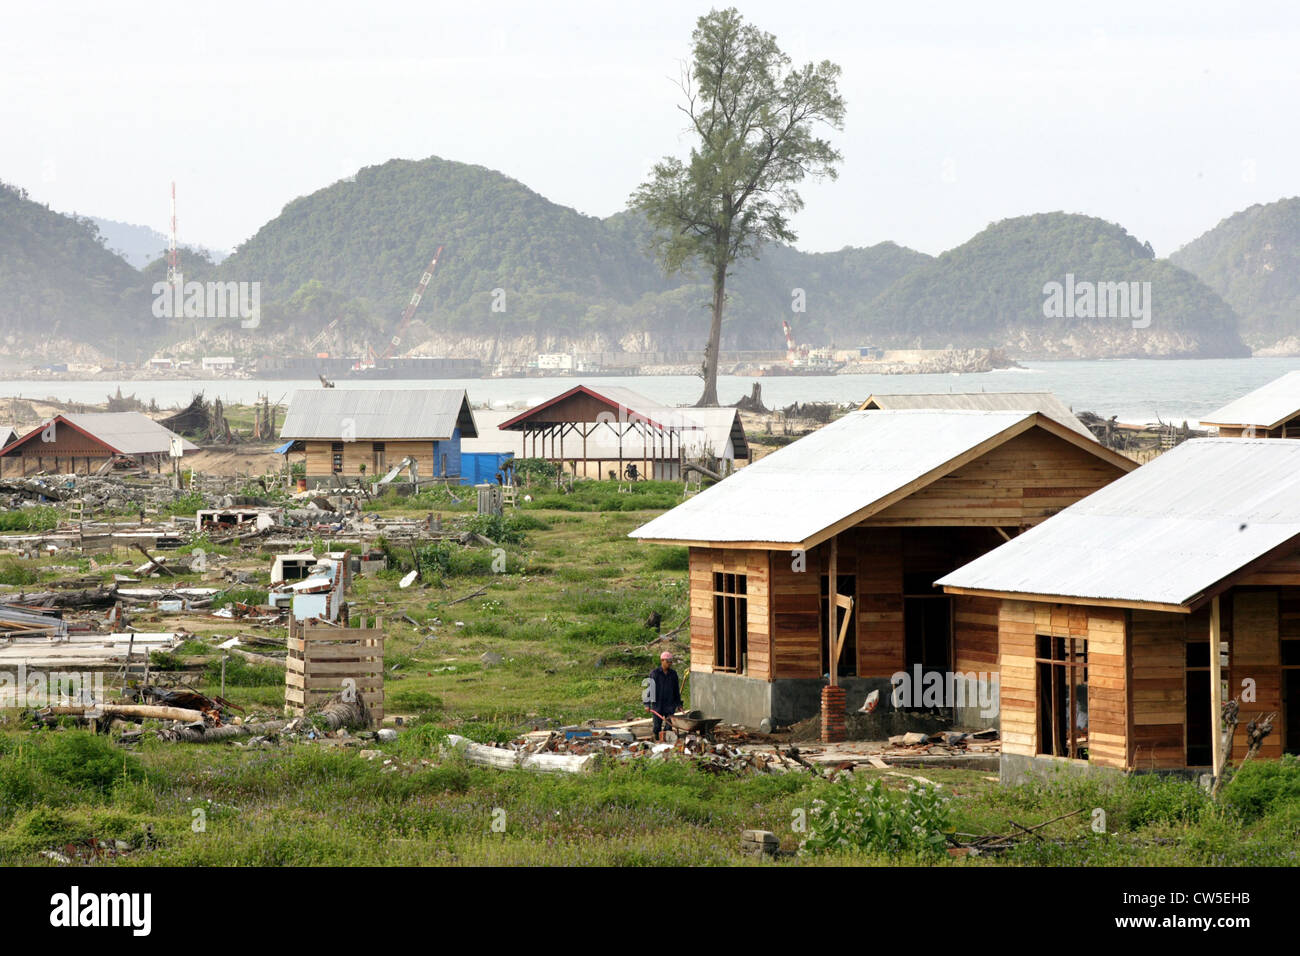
(1170, 197), (1300, 348)
(216, 157), (930, 350)
(863, 212), (1247, 357)
(0, 181), (153, 355)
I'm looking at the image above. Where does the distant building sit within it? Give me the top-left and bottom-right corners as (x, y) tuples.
(535, 353), (574, 371)
(859, 391), (1095, 440)
(478, 385), (751, 481)
(147, 357), (173, 369)
(0, 413), (197, 476)
(1200, 371), (1300, 437)
(278, 388), (477, 487)
(201, 356), (236, 371)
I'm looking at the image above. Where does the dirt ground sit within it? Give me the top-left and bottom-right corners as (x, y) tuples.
(185, 444), (286, 477)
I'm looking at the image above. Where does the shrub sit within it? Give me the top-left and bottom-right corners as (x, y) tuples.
(1221, 754), (1300, 822)
(645, 546), (689, 571)
(0, 506), (59, 532)
(1118, 774), (1208, 829)
(204, 655), (282, 687)
(800, 777), (951, 859)
(0, 558), (38, 586)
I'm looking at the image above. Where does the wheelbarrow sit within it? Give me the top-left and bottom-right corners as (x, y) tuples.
(670, 713), (723, 738)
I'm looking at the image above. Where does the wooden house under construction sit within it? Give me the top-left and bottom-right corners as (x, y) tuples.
(279, 388), (476, 487)
(939, 438), (1300, 781)
(1200, 371), (1300, 438)
(630, 409), (1135, 731)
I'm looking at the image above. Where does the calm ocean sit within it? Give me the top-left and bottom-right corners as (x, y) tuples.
(2, 357), (1298, 426)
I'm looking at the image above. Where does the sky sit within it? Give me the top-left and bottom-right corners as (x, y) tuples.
(3, 0), (1298, 258)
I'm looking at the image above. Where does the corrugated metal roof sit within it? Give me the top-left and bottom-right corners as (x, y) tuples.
(938, 438), (1300, 608)
(279, 388), (476, 440)
(60, 413), (199, 455)
(860, 391), (1095, 439)
(630, 410), (1047, 546)
(1200, 371), (1300, 429)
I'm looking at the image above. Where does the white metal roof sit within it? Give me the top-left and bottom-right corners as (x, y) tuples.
(1200, 371), (1300, 429)
(630, 410), (1059, 546)
(280, 388), (476, 441)
(60, 413), (199, 455)
(938, 438), (1300, 608)
(860, 391), (1095, 440)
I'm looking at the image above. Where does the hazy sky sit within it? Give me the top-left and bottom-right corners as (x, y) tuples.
(3, 1), (1298, 258)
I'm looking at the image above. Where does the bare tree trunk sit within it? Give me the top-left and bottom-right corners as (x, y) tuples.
(697, 259), (726, 407)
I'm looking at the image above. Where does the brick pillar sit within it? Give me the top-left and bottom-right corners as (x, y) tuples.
(821, 685), (847, 743)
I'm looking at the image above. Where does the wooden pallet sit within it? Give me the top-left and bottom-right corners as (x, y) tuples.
(285, 615), (384, 725)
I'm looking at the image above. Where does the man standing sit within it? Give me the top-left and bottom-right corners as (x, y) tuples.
(645, 650), (684, 740)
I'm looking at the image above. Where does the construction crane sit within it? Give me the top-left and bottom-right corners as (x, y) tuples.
(370, 247), (444, 366)
(307, 318), (341, 358)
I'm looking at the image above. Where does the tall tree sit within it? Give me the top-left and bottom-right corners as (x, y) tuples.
(631, 8), (845, 406)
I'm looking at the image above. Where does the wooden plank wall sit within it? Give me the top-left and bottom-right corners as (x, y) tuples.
(1129, 611), (1188, 770)
(1232, 591), (1283, 761)
(953, 595), (1000, 675)
(305, 439), (438, 479)
(1085, 607), (1128, 770)
(998, 601), (1038, 758)
(687, 548), (771, 680)
(855, 528), (905, 677)
(866, 429), (1124, 527)
(769, 544), (823, 679)
(998, 601), (1127, 768)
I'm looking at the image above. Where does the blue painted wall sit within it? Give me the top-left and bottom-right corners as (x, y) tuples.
(460, 452), (514, 485)
(432, 427), (464, 478)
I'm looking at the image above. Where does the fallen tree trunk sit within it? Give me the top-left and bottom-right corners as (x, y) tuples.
(17, 586), (118, 609)
(157, 719), (294, 743)
(47, 703), (205, 722)
(445, 734), (596, 774)
(153, 693), (370, 743)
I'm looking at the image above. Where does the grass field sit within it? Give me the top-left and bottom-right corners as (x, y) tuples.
(1, 479), (1298, 866)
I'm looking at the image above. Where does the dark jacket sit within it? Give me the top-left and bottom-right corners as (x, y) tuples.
(647, 665), (682, 714)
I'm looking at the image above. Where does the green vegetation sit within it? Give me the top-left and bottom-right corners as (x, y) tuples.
(865, 213), (1247, 356)
(0, 491), (1295, 867)
(1170, 196), (1300, 347)
(800, 776), (950, 859)
(632, 6), (845, 402)
(0, 506), (60, 533)
(0, 181), (154, 351)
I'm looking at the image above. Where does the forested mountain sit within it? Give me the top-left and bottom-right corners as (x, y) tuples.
(863, 213), (1248, 357)
(1170, 198), (1300, 348)
(0, 159), (1268, 361)
(216, 157), (932, 351)
(0, 181), (154, 357)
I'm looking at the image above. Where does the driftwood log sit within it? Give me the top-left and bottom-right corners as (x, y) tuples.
(154, 693), (370, 743)
(46, 703), (205, 722)
(445, 734), (597, 774)
(17, 586), (118, 609)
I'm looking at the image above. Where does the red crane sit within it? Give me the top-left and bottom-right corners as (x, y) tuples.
(381, 246), (444, 362)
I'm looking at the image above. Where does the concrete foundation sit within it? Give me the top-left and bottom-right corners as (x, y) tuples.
(1001, 752), (1209, 785)
(691, 670), (995, 736)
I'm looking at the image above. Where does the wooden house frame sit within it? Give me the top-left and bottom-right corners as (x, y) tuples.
(939, 438), (1300, 781)
(631, 409), (1135, 730)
